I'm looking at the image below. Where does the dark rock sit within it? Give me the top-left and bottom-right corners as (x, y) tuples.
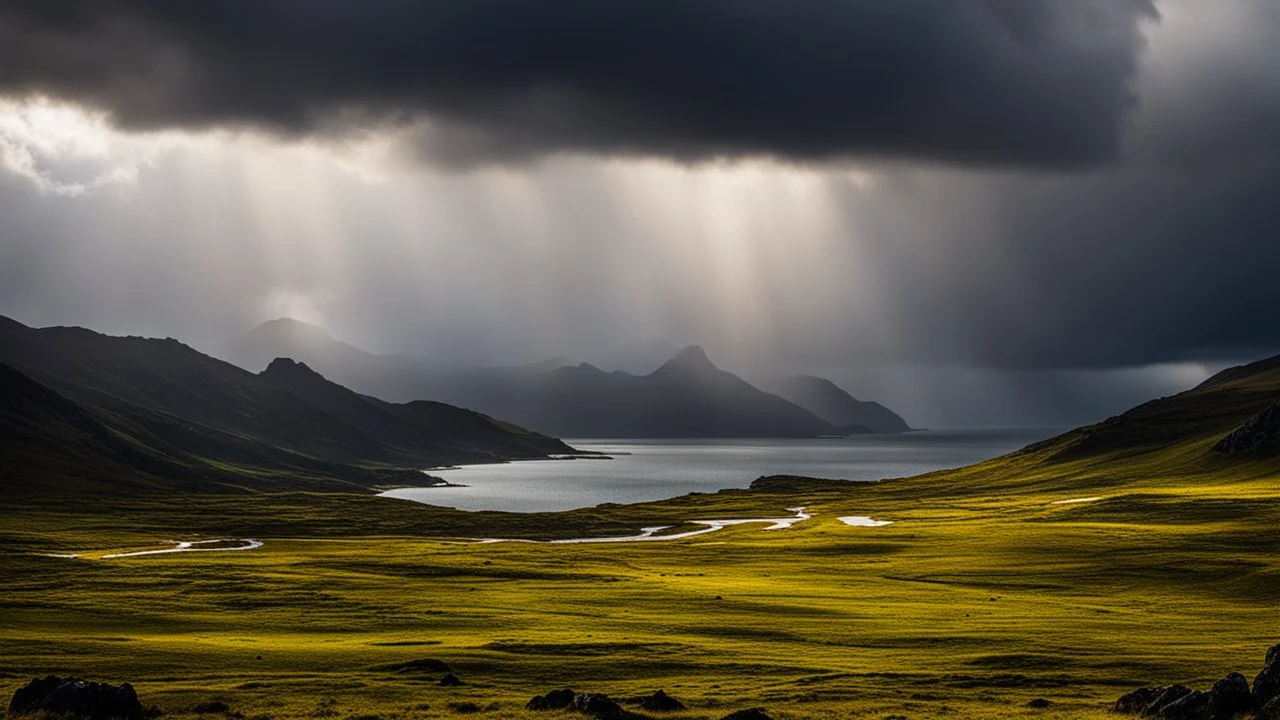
(1214, 404), (1280, 455)
(1158, 690), (1211, 720)
(573, 693), (623, 719)
(720, 710), (773, 720)
(526, 689), (576, 712)
(545, 688), (576, 710)
(1256, 644), (1280, 711)
(1208, 672), (1251, 720)
(1026, 698), (1052, 709)
(193, 701), (232, 714)
(446, 702), (481, 714)
(1115, 687), (1163, 714)
(8, 676), (144, 720)
(629, 690), (685, 712)
(1115, 685), (1195, 716)
(439, 674), (462, 687)
(1259, 697), (1280, 720)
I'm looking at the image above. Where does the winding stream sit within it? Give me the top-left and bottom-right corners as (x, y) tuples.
(102, 538), (264, 558)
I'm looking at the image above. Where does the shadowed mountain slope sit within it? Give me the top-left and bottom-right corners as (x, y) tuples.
(755, 374), (910, 433)
(0, 317), (574, 496)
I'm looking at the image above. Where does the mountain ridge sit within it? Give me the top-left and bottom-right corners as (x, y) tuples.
(227, 321), (903, 439)
(0, 316), (576, 496)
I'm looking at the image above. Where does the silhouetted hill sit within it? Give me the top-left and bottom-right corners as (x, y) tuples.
(0, 316), (575, 496)
(756, 374), (910, 433)
(229, 322), (844, 438)
(259, 357), (570, 459)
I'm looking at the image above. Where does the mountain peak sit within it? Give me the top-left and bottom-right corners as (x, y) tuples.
(248, 317), (335, 341)
(261, 356), (323, 380)
(657, 345), (719, 373)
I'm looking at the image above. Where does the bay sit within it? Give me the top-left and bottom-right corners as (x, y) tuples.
(381, 428), (1063, 513)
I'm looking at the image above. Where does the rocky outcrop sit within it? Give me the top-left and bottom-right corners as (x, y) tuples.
(1115, 646), (1279, 720)
(624, 690), (685, 712)
(526, 688), (577, 711)
(1214, 404), (1280, 455)
(8, 676), (144, 720)
(1254, 644), (1280, 711)
(572, 693), (625, 719)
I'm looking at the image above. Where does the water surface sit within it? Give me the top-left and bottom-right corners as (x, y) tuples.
(382, 428), (1061, 513)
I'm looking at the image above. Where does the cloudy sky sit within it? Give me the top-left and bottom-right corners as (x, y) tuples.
(1, 1), (1276, 427)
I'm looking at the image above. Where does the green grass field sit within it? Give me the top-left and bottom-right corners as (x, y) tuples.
(5, 454), (1279, 720)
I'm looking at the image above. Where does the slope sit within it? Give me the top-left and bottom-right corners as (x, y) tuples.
(755, 374), (911, 433)
(0, 317), (576, 494)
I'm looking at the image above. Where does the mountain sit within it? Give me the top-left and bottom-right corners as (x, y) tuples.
(587, 338), (683, 375)
(227, 321), (838, 437)
(0, 316), (574, 496)
(755, 374), (911, 433)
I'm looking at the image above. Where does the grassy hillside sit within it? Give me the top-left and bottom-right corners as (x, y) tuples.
(3, 353), (1280, 720)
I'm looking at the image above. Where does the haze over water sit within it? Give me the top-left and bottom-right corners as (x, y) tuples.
(383, 428), (1062, 513)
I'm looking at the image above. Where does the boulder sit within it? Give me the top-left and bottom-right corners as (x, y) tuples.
(573, 693), (624, 719)
(192, 701), (232, 714)
(526, 688), (576, 711)
(1114, 676), (1250, 720)
(8, 676), (144, 720)
(1114, 685), (1195, 716)
(1208, 672), (1251, 720)
(1026, 698), (1052, 709)
(439, 674), (462, 687)
(1255, 643), (1280, 711)
(626, 690), (685, 712)
(720, 710), (773, 720)
(1157, 690), (1211, 720)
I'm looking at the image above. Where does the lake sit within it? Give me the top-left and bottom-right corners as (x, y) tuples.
(380, 428), (1062, 513)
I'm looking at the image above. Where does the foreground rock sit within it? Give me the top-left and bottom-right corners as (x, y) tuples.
(624, 690), (685, 712)
(573, 693), (625, 719)
(526, 688), (577, 711)
(1256, 645), (1280, 711)
(8, 676), (144, 720)
(1115, 644), (1278, 720)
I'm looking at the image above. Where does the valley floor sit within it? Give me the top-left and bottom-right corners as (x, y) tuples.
(5, 450), (1280, 720)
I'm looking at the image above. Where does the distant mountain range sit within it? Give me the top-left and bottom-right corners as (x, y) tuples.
(224, 318), (912, 438)
(0, 316), (573, 496)
(7, 313), (1280, 503)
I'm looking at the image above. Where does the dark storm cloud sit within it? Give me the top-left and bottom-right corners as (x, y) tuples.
(0, 0), (1154, 168)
